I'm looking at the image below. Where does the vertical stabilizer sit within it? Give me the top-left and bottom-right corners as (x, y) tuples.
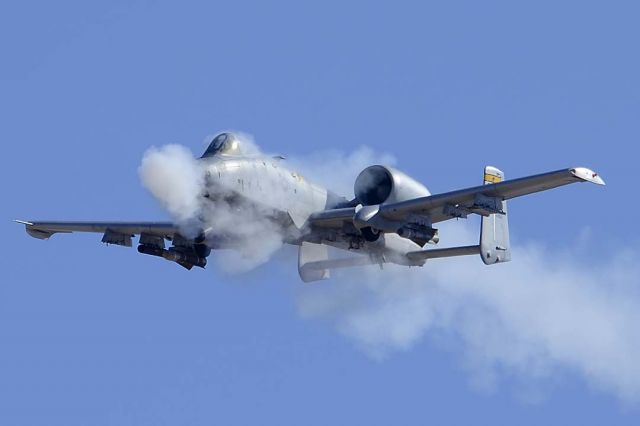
(480, 166), (511, 264)
(298, 242), (331, 282)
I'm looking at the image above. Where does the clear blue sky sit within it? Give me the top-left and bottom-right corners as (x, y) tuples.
(2, 1), (639, 424)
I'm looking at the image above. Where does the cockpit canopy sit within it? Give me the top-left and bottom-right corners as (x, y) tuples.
(201, 132), (243, 158)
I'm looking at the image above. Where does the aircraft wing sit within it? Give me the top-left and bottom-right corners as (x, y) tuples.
(309, 167), (605, 229)
(15, 220), (178, 243)
(14, 220), (216, 270)
(380, 166), (604, 224)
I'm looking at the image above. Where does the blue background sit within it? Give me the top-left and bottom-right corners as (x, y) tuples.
(1, 1), (637, 424)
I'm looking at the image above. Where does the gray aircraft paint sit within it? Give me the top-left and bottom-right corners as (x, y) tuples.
(202, 156), (328, 229)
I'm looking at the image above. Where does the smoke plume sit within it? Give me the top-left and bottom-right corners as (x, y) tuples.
(138, 144), (204, 227)
(295, 222), (640, 404)
(139, 137), (285, 272)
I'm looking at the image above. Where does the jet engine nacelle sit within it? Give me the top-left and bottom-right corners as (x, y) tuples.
(354, 165), (430, 205)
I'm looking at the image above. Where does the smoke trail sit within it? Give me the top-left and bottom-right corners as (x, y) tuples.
(295, 221), (640, 404)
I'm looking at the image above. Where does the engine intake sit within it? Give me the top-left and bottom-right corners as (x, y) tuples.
(354, 165), (430, 205)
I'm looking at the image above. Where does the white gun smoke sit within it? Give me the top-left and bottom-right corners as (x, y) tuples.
(295, 222), (640, 403)
(138, 136), (283, 272)
(138, 134), (640, 405)
(138, 144), (204, 228)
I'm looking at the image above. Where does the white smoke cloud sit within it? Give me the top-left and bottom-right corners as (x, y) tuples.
(138, 137), (284, 272)
(199, 197), (285, 273)
(138, 133), (640, 404)
(295, 221), (640, 404)
(138, 144), (204, 227)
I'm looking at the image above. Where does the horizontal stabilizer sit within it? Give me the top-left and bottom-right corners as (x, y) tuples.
(302, 255), (377, 271)
(298, 242), (382, 281)
(406, 245), (480, 261)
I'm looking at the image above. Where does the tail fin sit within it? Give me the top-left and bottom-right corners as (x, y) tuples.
(480, 166), (511, 264)
(298, 242), (331, 282)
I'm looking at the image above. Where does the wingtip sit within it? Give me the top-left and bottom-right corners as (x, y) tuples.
(14, 219), (34, 226)
(571, 167), (606, 186)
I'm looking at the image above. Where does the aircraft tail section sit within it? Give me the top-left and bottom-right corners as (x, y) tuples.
(479, 166), (511, 264)
(298, 242), (331, 282)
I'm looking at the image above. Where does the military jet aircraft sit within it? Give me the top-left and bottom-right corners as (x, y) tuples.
(17, 132), (605, 282)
